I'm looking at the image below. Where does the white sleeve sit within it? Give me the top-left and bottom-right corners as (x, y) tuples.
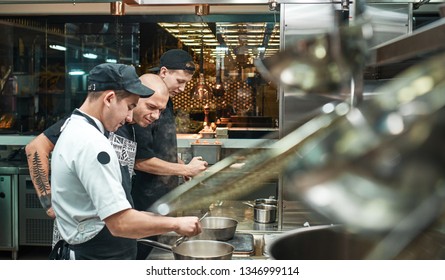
(75, 135), (131, 220)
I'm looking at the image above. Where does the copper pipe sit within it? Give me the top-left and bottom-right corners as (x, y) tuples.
(195, 5), (209, 16)
(110, 1), (125, 16)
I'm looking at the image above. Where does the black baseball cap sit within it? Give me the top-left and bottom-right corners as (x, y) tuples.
(88, 63), (154, 97)
(150, 49), (196, 72)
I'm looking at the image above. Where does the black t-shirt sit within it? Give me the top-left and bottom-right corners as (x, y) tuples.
(131, 98), (179, 211)
(43, 118), (66, 145)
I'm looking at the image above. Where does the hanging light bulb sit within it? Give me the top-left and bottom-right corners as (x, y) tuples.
(213, 55), (225, 97)
(192, 14), (213, 100)
(193, 72), (214, 100)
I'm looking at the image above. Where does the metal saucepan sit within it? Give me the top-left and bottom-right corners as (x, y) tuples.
(242, 197), (277, 208)
(243, 199), (278, 223)
(254, 204), (277, 224)
(254, 198), (277, 206)
(137, 239), (234, 260)
(199, 217), (238, 241)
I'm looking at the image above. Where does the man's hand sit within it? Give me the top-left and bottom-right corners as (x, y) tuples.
(46, 207), (56, 219)
(174, 216), (202, 237)
(39, 194), (56, 218)
(185, 156), (208, 177)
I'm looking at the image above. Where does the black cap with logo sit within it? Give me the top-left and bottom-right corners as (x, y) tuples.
(150, 49), (195, 72)
(88, 63), (154, 97)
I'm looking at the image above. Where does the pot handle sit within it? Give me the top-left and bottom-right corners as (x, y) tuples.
(137, 238), (173, 252)
(242, 201), (254, 207)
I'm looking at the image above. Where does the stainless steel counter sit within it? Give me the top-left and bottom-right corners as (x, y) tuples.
(146, 200), (330, 260)
(0, 135), (35, 146)
(0, 134), (278, 149)
(177, 134), (277, 149)
(0, 161), (29, 175)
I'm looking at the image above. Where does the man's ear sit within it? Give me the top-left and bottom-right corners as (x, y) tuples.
(159, 67), (168, 78)
(103, 90), (116, 107)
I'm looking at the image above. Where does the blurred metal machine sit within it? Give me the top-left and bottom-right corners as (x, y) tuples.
(149, 0), (445, 259)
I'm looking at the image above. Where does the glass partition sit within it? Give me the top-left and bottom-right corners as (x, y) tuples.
(0, 18), (67, 134)
(0, 14), (280, 138)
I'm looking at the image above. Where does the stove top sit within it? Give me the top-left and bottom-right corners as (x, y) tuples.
(225, 233), (254, 256)
(150, 232), (256, 260)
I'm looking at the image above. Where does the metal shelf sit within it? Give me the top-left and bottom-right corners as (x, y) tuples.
(368, 17), (445, 66)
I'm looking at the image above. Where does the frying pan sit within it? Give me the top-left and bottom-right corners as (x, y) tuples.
(137, 239), (234, 260)
(199, 217), (238, 241)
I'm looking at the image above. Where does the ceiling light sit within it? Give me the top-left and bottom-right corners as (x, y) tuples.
(203, 39), (217, 42)
(159, 23), (177, 27)
(69, 70), (85, 76)
(49, 44), (66, 51)
(83, 53), (98, 59)
(166, 28), (180, 33)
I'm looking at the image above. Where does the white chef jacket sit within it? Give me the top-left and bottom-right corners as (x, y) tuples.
(51, 112), (132, 245)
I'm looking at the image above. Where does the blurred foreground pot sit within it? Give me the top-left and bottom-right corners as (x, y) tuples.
(283, 52), (445, 234)
(269, 223), (445, 260)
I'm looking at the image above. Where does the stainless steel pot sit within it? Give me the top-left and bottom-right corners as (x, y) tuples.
(254, 198), (277, 206)
(254, 204), (277, 224)
(137, 239), (234, 260)
(199, 217), (238, 241)
(243, 199), (278, 223)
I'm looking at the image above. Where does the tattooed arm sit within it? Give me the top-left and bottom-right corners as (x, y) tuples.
(25, 133), (56, 219)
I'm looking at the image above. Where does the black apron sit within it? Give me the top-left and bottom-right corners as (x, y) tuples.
(66, 110), (136, 260)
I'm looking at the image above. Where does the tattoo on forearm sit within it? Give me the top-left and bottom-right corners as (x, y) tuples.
(30, 151), (52, 209)
(39, 194), (52, 211)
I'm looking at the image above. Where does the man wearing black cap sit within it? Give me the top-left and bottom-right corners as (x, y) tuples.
(132, 49), (207, 210)
(49, 63), (201, 259)
(131, 49), (209, 259)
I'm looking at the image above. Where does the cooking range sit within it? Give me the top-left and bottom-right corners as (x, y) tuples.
(147, 232), (255, 260)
